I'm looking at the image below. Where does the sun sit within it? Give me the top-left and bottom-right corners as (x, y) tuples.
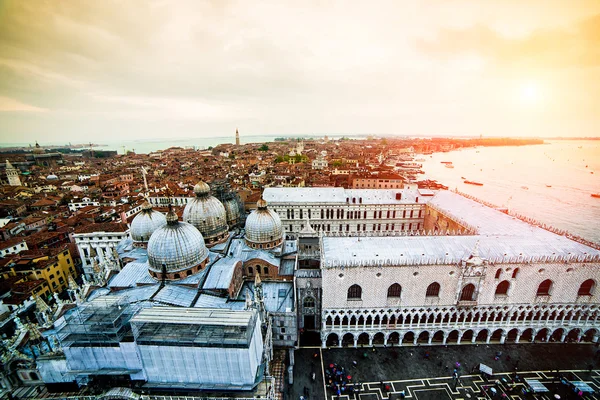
(520, 82), (539, 105)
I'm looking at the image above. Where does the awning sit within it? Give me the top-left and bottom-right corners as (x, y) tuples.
(525, 379), (550, 393)
(570, 381), (595, 393)
(479, 363), (493, 375)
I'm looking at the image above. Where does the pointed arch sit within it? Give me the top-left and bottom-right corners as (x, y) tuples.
(537, 279), (553, 296)
(495, 280), (510, 296)
(578, 279), (595, 296)
(387, 283), (402, 298)
(460, 284), (476, 301)
(426, 282), (440, 297)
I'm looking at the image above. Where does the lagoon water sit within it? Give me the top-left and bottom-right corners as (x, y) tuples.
(420, 140), (600, 243)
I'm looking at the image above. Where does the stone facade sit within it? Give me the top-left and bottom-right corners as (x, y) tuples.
(320, 257), (600, 347)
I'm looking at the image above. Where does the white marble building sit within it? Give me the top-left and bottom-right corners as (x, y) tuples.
(73, 224), (129, 278)
(317, 191), (600, 348)
(263, 187), (438, 239)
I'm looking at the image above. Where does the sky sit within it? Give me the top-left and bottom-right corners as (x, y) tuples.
(0, 0), (599, 144)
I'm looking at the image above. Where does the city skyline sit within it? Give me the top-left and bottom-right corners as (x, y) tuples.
(1, 0), (600, 143)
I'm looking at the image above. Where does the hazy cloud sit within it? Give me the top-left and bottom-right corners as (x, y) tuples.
(416, 14), (600, 68)
(0, 0), (599, 143)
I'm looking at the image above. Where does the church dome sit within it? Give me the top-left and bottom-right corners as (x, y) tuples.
(147, 209), (209, 280)
(223, 197), (241, 227)
(244, 199), (283, 249)
(130, 202), (167, 247)
(33, 141), (45, 154)
(182, 180), (228, 246)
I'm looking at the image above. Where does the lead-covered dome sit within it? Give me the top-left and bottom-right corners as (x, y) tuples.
(244, 199), (283, 249)
(224, 197), (241, 228)
(182, 180), (228, 246)
(147, 209), (209, 280)
(130, 202), (167, 247)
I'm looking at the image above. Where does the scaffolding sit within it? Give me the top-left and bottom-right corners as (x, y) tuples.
(57, 296), (136, 348)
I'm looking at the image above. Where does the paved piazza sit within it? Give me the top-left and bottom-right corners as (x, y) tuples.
(288, 344), (600, 399)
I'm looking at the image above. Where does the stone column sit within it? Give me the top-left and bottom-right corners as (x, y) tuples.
(353, 337), (358, 348)
(428, 336), (433, 345)
(560, 332), (567, 343)
(514, 332), (521, 344)
(413, 337), (417, 345)
(383, 336), (388, 346)
(96, 245), (105, 263)
(500, 333), (506, 344)
(486, 335), (491, 344)
(457, 336), (461, 345)
(369, 336), (373, 346)
(322, 338), (327, 348)
(442, 336), (448, 345)
(471, 335), (476, 344)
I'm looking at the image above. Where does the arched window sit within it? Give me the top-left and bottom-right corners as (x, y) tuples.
(263, 266), (269, 275)
(512, 268), (520, 279)
(426, 282), (440, 297)
(387, 283), (402, 298)
(248, 267), (253, 275)
(347, 284), (362, 300)
(578, 279), (595, 296)
(303, 296), (315, 308)
(495, 269), (502, 279)
(495, 280), (510, 296)
(536, 279), (553, 296)
(460, 284), (476, 301)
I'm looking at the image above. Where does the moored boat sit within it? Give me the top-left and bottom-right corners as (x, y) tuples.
(464, 180), (483, 186)
(592, 193), (600, 199)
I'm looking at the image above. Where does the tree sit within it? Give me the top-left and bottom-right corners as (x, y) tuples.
(258, 144), (269, 151)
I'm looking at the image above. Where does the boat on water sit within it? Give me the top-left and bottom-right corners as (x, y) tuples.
(521, 186), (529, 190)
(445, 164), (455, 168)
(592, 194), (600, 199)
(464, 180), (483, 186)
(545, 184), (552, 188)
(440, 161), (452, 164)
(415, 158), (426, 162)
(461, 176), (466, 179)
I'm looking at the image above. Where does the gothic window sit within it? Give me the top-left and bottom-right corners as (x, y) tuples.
(303, 296), (315, 308)
(578, 279), (595, 296)
(460, 284), (476, 301)
(495, 280), (510, 296)
(536, 279), (553, 296)
(347, 284), (362, 300)
(495, 269), (502, 279)
(512, 268), (520, 279)
(426, 282), (440, 297)
(387, 283), (402, 298)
